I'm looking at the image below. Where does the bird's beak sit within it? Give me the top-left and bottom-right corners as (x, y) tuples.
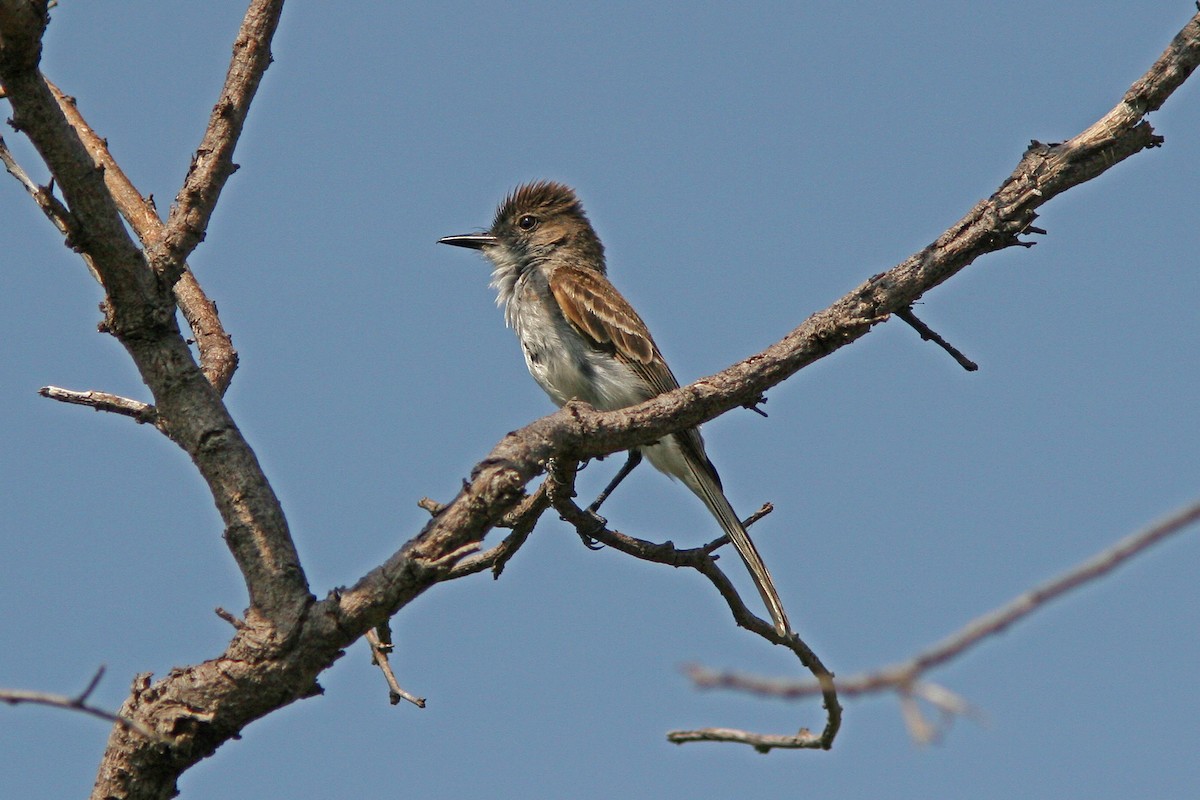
(437, 233), (498, 250)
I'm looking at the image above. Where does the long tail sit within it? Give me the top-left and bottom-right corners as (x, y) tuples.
(685, 457), (792, 638)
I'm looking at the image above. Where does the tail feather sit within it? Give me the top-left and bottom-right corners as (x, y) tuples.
(686, 459), (792, 637)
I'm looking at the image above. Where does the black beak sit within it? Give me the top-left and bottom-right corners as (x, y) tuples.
(437, 233), (498, 250)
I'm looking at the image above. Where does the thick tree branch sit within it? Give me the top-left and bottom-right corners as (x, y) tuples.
(0, 0), (46, 74)
(1, 8), (306, 794)
(329, 7), (1200, 752)
(0, 9), (307, 630)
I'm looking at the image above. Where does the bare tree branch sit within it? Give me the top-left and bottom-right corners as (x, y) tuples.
(2, 134), (169, 424)
(0, 131), (71, 231)
(664, 727), (827, 752)
(683, 498), (1200, 732)
(543, 460), (841, 751)
(45, 79), (239, 394)
(349, 12), (1200, 552)
(1, 0), (307, 628)
(326, 11), (1200, 756)
(0, 1), (47, 74)
(365, 625), (426, 708)
(325, 9), (1200, 752)
(0, 666), (161, 741)
(38, 385), (159, 425)
(146, 0), (284, 283)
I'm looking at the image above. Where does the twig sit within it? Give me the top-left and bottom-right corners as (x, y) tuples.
(684, 497), (1200, 738)
(902, 498), (1200, 677)
(422, 542), (481, 569)
(894, 307), (979, 371)
(703, 502), (774, 553)
(743, 394), (769, 417)
(898, 681), (983, 745)
(38, 386), (158, 425)
(417, 497), (446, 516)
(665, 727), (825, 752)
(0, 134), (72, 233)
(365, 626), (425, 708)
(441, 483), (550, 580)
(0, 666), (162, 741)
(0, 135), (101, 278)
(214, 607), (246, 629)
(544, 460), (840, 751)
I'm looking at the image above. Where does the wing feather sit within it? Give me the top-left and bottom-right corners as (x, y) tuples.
(549, 264), (716, 481)
(548, 265), (681, 397)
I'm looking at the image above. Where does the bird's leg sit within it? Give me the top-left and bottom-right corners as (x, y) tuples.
(575, 450), (644, 549)
(588, 449), (643, 514)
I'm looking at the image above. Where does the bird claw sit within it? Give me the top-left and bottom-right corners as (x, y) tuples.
(578, 533), (605, 551)
(577, 508), (607, 550)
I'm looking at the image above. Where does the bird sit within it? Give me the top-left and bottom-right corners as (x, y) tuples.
(438, 181), (791, 637)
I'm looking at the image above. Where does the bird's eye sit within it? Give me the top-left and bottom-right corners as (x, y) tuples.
(517, 214), (538, 231)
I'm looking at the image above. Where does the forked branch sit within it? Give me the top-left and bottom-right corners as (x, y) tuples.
(685, 498), (1200, 742)
(544, 460), (841, 750)
(46, 79), (239, 394)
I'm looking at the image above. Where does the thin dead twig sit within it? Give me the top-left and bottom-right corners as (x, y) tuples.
(39, 386), (159, 425)
(441, 483), (550, 580)
(544, 459), (841, 751)
(686, 498), (1200, 740)
(365, 625), (425, 708)
(0, 666), (163, 741)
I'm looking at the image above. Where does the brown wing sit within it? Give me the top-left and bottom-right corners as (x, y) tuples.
(549, 264), (719, 486)
(548, 265), (681, 397)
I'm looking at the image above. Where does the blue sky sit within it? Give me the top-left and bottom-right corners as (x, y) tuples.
(2, 3), (1198, 798)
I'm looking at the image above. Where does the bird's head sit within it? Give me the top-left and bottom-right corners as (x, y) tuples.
(438, 180), (606, 276)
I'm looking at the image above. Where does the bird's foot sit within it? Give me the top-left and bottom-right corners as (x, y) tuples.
(577, 508), (607, 550)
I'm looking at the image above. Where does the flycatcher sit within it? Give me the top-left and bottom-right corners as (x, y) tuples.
(439, 181), (791, 637)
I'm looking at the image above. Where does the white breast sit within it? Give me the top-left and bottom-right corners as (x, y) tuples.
(504, 270), (648, 412)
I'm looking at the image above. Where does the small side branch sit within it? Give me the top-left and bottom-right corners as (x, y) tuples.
(365, 625), (425, 708)
(0, 134), (103, 279)
(702, 502), (774, 553)
(895, 307), (979, 372)
(0, 134), (73, 234)
(666, 727), (826, 752)
(0, 666), (161, 741)
(39, 386), (159, 425)
(544, 460), (840, 751)
(440, 483), (550, 580)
